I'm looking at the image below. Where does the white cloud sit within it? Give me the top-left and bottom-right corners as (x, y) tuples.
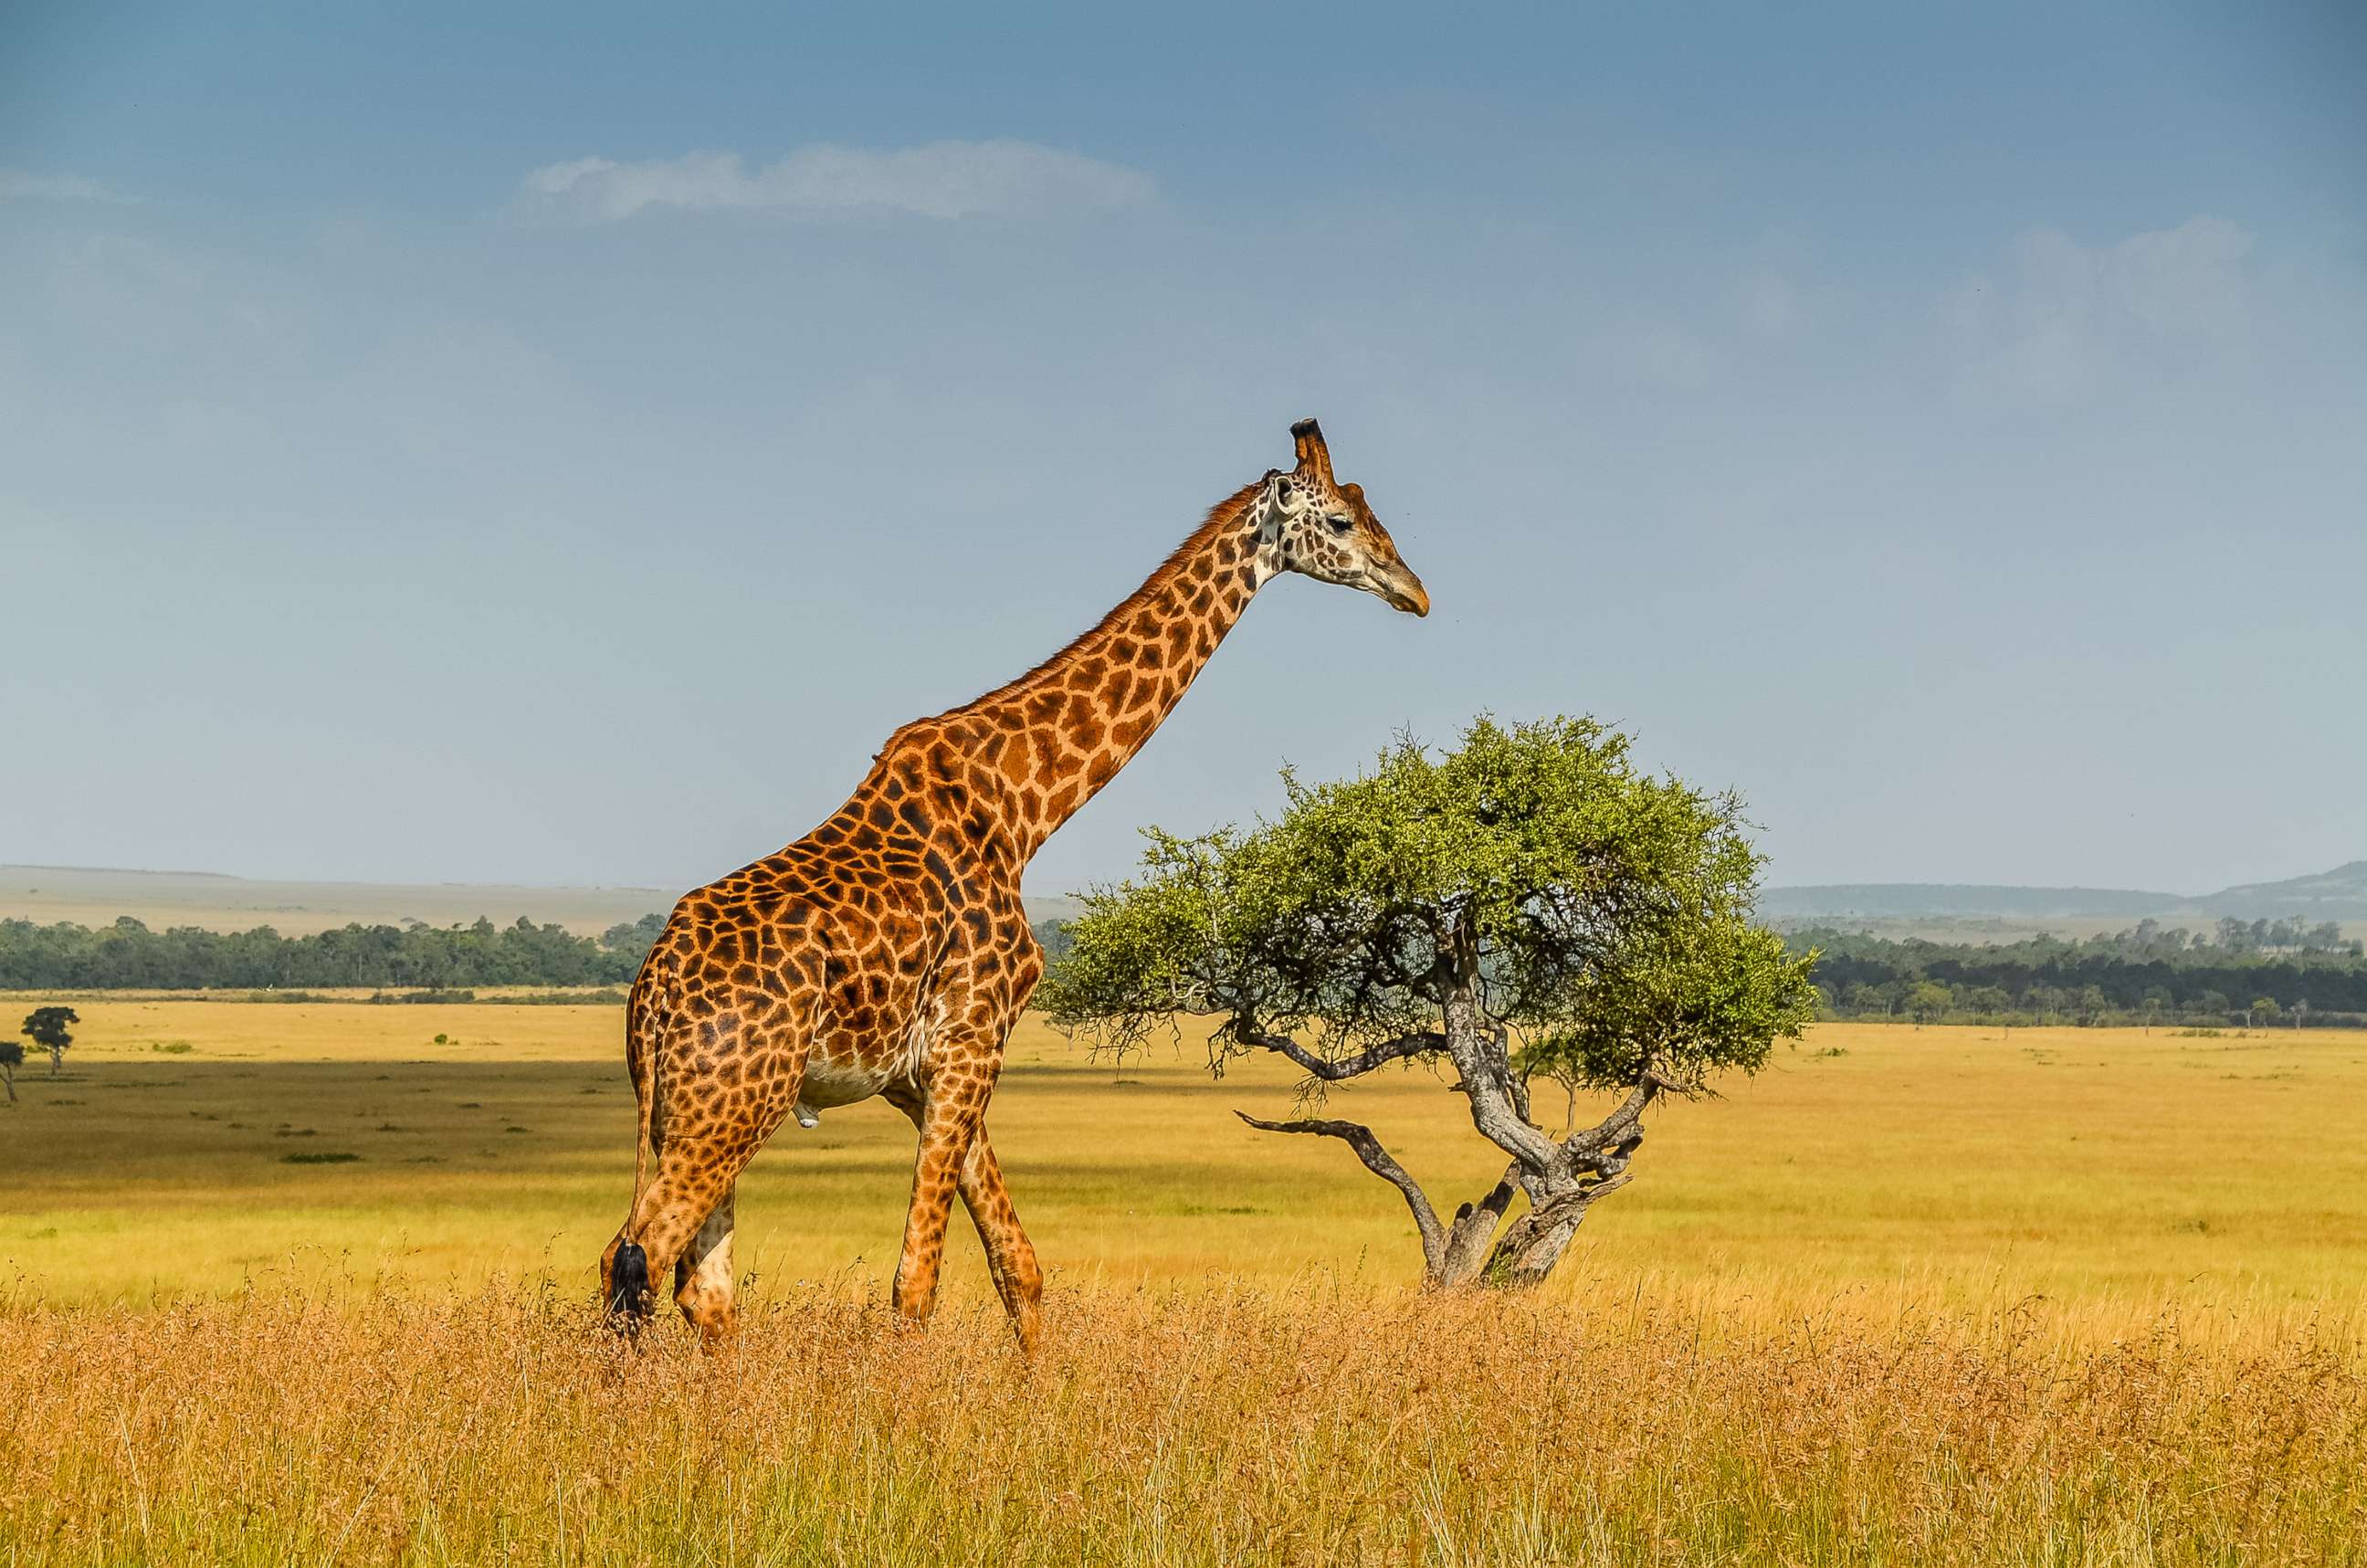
(512, 140), (1152, 223)
(0, 169), (132, 203)
(1944, 216), (2255, 400)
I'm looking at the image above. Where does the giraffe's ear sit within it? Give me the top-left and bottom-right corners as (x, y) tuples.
(1290, 417), (1334, 486)
(1267, 470), (1301, 510)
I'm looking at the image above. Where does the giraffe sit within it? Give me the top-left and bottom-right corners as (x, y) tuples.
(601, 418), (1428, 1352)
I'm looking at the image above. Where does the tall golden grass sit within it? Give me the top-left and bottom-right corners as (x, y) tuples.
(6, 1276), (2362, 1565)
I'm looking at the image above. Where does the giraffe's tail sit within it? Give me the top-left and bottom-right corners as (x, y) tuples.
(606, 954), (673, 1328)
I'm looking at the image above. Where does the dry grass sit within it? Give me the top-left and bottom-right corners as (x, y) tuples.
(4, 1278), (2362, 1566)
(8, 1005), (2367, 1562)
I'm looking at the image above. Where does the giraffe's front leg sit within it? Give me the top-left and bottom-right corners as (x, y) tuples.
(891, 1059), (997, 1331)
(886, 1080), (1044, 1354)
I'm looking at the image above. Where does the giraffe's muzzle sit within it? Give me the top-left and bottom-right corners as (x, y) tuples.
(1381, 567), (1431, 617)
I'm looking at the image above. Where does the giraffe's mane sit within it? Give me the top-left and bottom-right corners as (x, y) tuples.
(920, 478), (1265, 730)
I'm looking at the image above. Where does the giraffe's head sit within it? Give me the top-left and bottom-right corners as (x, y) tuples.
(1256, 418), (1430, 617)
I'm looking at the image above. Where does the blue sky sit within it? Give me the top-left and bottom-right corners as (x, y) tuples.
(4, 2), (2363, 899)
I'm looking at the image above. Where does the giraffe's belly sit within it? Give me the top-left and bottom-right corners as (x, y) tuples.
(794, 1052), (893, 1110)
(796, 995), (942, 1110)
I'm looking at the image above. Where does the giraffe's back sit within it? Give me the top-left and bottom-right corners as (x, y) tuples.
(633, 731), (1022, 1126)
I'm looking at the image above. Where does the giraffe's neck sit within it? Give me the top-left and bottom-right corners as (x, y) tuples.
(947, 481), (1272, 861)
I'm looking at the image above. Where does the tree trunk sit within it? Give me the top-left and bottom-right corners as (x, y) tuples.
(49, 1047), (63, 1079)
(1425, 937), (1646, 1289)
(3, 1064), (13, 1103)
(1238, 938), (1659, 1295)
(1481, 1198), (1590, 1288)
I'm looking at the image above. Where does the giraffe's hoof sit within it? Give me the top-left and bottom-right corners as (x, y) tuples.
(606, 1241), (652, 1331)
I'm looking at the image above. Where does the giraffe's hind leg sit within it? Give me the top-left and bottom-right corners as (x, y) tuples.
(611, 1006), (806, 1334)
(954, 1130), (1044, 1353)
(620, 1140), (750, 1325)
(674, 1184), (738, 1342)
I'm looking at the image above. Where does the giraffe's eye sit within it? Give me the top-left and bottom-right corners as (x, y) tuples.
(1324, 513), (1353, 533)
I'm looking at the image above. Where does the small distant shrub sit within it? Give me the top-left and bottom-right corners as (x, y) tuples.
(433, 1034), (450, 1045)
(2174, 1027), (2226, 1038)
(281, 1152), (362, 1164)
(151, 1040), (195, 1055)
(494, 988), (630, 1005)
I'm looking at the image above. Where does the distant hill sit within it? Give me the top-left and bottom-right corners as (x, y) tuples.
(0, 864), (1081, 938)
(0, 864), (676, 938)
(2206, 861), (2367, 920)
(1758, 883), (2179, 921)
(7, 859), (2357, 942)
(1764, 860), (2367, 928)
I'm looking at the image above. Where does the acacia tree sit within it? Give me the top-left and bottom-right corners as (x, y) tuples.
(1905, 981), (1952, 1026)
(1041, 716), (1816, 1289)
(23, 1006), (78, 1079)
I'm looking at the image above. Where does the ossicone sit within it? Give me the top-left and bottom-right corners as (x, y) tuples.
(1289, 417), (1334, 485)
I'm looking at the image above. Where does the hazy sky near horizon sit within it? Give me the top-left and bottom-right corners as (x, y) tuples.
(5, 2), (2363, 900)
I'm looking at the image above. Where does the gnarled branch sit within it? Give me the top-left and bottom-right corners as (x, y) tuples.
(1563, 1068), (1695, 1162)
(1236, 1110), (1446, 1279)
(1236, 1029), (1447, 1081)
(1440, 986), (1566, 1173)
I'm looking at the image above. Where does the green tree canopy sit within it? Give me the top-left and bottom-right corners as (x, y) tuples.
(22, 1005), (78, 1079)
(1905, 980), (1953, 1025)
(1041, 715), (1816, 1288)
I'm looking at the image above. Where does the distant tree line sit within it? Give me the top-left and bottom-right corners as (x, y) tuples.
(1798, 921), (2367, 1027)
(0, 912), (1086, 992)
(2194, 916), (2360, 956)
(1032, 920), (1075, 962)
(0, 914), (669, 991)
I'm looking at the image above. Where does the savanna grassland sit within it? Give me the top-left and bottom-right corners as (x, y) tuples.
(5, 1001), (2365, 1563)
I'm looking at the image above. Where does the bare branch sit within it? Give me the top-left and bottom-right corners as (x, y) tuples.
(1236, 1110), (1446, 1279)
(1237, 1030), (1447, 1081)
(1562, 1068), (1695, 1160)
(1581, 1171), (1634, 1205)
